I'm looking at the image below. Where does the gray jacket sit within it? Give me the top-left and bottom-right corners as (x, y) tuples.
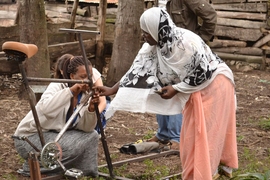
(166, 0), (217, 42)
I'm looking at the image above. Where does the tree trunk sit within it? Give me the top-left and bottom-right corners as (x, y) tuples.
(19, 0), (50, 79)
(106, 0), (144, 86)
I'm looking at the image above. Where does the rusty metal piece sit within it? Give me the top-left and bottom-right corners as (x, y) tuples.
(28, 152), (42, 180)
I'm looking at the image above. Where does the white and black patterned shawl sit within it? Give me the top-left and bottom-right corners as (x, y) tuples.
(105, 7), (234, 118)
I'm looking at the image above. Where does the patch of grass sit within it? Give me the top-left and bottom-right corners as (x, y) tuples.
(258, 117), (270, 131)
(259, 79), (270, 84)
(137, 159), (170, 179)
(232, 170), (270, 180)
(128, 128), (136, 135)
(142, 130), (156, 140)
(17, 154), (24, 164)
(234, 147), (270, 178)
(106, 18), (116, 24)
(110, 153), (119, 161)
(1, 174), (17, 180)
(98, 166), (109, 174)
(237, 135), (245, 142)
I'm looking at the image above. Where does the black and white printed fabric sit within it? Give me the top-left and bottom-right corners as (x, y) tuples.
(105, 7), (234, 119)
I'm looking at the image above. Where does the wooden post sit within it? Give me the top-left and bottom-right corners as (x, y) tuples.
(69, 0), (79, 41)
(95, 0), (107, 73)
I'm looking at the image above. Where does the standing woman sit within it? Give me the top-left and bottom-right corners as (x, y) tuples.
(14, 56), (106, 177)
(98, 7), (238, 179)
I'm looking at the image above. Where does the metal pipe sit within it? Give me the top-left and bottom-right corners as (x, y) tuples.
(27, 77), (91, 84)
(54, 91), (93, 142)
(77, 30), (114, 178)
(78, 33), (93, 88)
(12, 135), (40, 152)
(19, 63), (45, 147)
(59, 28), (100, 34)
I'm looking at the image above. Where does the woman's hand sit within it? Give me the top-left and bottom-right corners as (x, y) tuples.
(70, 83), (89, 96)
(88, 95), (100, 112)
(93, 81), (120, 96)
(159, 85), (178, 99)
(94, 86), (114, 96)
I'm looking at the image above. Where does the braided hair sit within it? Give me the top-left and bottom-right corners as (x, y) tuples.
(62, 56), (92, 87)
(54, 54), (73, 79)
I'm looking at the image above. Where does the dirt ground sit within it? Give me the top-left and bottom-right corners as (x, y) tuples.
(1, 65), (270, 180)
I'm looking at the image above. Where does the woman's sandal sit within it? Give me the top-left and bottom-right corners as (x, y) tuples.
(219, 165), (233, 178)
(146, 136), (170, 144)
(169, 141), (179, 150)
(212, 169), (220, 180)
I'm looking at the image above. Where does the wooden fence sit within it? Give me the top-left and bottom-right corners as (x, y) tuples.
(209, 0), (270, 69)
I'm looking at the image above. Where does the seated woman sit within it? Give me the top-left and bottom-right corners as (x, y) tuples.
(14, 56), (106, 177)
(54, 54), (110, 134)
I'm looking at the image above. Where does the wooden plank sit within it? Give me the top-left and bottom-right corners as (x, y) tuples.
(48, 39), (96, 63)
(215, 52), (262, 63)
(208, 39), (247, 48)
(217, 17), (266, 29)
(211, 0), (245, 4)
(0, 10), (16, 19)
(211, 47), (263, 56)
(0, 0), (14, 4)
(0, 19), (15, 27)
(0, 3), (17, 11)
(45, 10), (97, 23)
(214, 25), (263, 41)
(212, 0), (268, 3)
(45, 3), (71, 13)
(253, 34), (270, 47)
(248, 0), (269, 2)
(212, 3), (267, 12)
(216, 11), (266, 21)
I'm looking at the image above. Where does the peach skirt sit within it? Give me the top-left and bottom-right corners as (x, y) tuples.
(180, 75), (238, 180)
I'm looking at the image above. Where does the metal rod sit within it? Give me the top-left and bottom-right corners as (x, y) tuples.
(78, 33), (93, 88)
(98, 150), (180, 168)
(77, 32), (114, 178)
(19, 63), (45, 147)
(59, 28), (100, 34)
(94, 103), (114, 178)
(54, 91), (93, 142)
(12, 135), (40, 152)
(27, 77), (91, 84)
(98, 172), (134, 180)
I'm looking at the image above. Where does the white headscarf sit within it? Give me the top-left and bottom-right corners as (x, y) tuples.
(105, 7), (234, 118)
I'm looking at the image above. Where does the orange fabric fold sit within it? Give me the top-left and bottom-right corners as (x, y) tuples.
(180, 75), (238, 180)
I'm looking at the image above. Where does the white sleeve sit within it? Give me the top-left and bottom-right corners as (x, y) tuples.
(38, 83), (72, 119)
(76, 110), (97, 132)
